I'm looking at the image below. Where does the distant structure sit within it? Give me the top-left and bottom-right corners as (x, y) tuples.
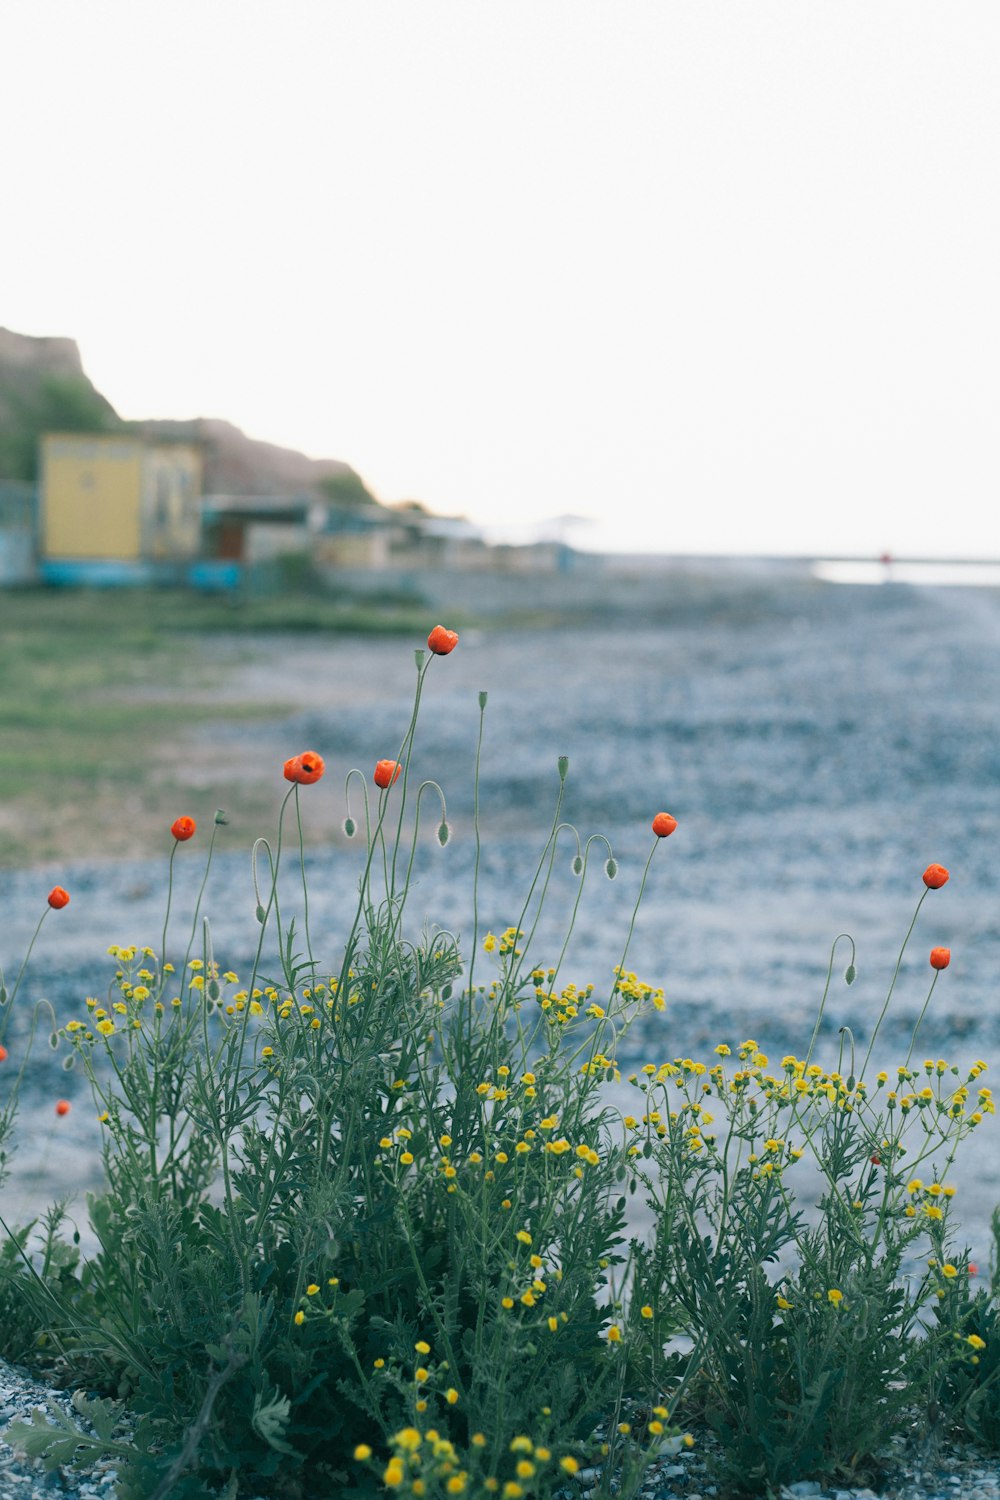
(39, 433), (202, 584)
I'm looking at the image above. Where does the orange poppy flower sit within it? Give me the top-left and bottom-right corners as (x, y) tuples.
(47, 886), (70, 909)
(171, 816), (197, 842)
(55, 1099), (71, 1116)
(427, 625), (459, 655)
(929, 947), (951, 970)
(922, 864), (949, 889)
(283, 751), (326, 785)
(651, 812), (678, 838)
(374, 759), (403, 789)
(0, 1045), (7, 1062)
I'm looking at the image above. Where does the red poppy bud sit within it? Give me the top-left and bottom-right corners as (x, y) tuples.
(373, 759), (403, 789)
(651, 812), (678, 839)
(47, 886), (70, 910)
(171, 816), (196, 842)
(55, 1099), (71, 1116)
(283, 751), (326, 785)
(870, 1154), (881, 1166)
(929, 947), (951, 970)
(922, 864), (949, 889)
(427, 625), (459, 655)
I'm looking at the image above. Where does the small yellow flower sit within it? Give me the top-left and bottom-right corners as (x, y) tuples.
(306, 1284), (320, 1296)
(293, 1310), (305, 1325)
(640, 1304), (653, 1319)
(353, 1444), (372, 1460)
(414, 1367), (429, 1382)
(516, 1229), (532, 1245)
(827, 1288), (843, 1306)
(415, 1340), (431, 1354)
(446, 1387), (459, 1404)
(606, 1324), (622, 1343)
(560, 1456), (580, 1474)
(968, 1334), (987, 1350)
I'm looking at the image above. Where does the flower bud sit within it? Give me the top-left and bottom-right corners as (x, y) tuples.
(572, 855), (584, 876)
(930, 947), (951, 970)
(255, 904), (267, 925)
(343, 817), (357, 838)
(845, 964), (856, 985)
(558, 755), (569, 781)
(437, 821), (451, 847)
(479, 690), (488, 709)
(605, 857), (618, 880)
(923, 864), (949, 889)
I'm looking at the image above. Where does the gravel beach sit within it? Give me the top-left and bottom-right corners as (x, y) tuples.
(3, 566), (1000, 1495)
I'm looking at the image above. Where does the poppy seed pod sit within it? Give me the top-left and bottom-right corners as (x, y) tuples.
(47, 886), (70, 909)
(930, 947), (951, 970)
(651, 813), (678, 839)
(923, 864), (950, 889)
(427, 625), (459, 655)
(171, 816), (196, 842)
(373, 759), (403, 789)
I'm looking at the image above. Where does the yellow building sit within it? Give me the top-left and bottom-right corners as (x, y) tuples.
(39, 433), (202, 570)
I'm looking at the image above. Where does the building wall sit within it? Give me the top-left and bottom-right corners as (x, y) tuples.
(40, 435), (202, 561)
(41, 436), (144, 559)
(142, 444), (202, 558)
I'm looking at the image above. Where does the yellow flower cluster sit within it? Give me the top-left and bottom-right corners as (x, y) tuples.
(353, 1425), (586, 1496)
(612, 967), (666, 1011)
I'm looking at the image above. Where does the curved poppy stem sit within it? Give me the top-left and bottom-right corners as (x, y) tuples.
(804, 933), (856, 1071)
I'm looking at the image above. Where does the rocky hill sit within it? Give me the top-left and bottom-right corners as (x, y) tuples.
(0, 327), (373, 501)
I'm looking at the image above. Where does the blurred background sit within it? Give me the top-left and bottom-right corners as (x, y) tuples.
(1, 1), (999, 1254)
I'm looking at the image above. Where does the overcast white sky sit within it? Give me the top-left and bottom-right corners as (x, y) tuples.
(2, 3), (997, 556)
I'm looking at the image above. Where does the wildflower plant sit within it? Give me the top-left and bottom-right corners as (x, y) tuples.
(0, 626), (994, 1499)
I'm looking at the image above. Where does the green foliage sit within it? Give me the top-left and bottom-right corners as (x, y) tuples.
(0, 634), (997, 1498)
(316, 469), (379, 508)
(637, 1028), (991, 1489)
(0, 373), (119, 480)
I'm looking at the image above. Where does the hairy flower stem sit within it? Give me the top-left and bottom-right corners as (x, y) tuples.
(861, 888), (928, 1078)
(389, 653), (432, 897)
(804, 933), (856, 1071)
(0, 909), (49, 1049)
(903, 972), (941, 1071)
(294, 785), (318, 982)
(465, 694), (488, 1021)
